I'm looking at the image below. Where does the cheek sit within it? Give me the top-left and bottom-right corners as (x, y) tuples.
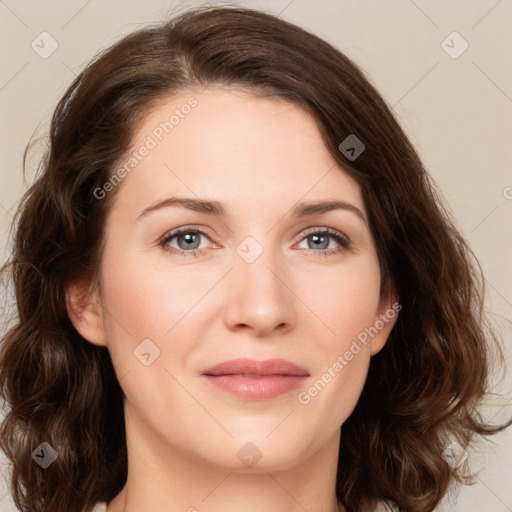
(98, 248), (220, 384)
(100, 249), (207, 337)
(296, 339), (371, 448)
(97, 257), (198, 414)
(295, 256), (382, 345)
(298, 321), (373, 436)
(292, 259), (380, 422)
(96, 248), (171, 377)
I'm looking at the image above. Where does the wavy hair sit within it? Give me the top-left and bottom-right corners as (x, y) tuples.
(0, 5), (509, 512)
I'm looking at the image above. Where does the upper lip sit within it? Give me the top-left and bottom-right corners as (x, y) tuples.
(202, 358), (309, 376)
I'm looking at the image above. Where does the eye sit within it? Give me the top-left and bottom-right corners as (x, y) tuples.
(296, 227), (351, 256)
(160, 228), (214, 257)
(159, 226), (351, 258)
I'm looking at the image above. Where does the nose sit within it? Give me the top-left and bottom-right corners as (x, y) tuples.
(222, 245), (296, 337)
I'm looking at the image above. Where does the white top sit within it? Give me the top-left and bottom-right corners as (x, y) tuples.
(91, 500), (398, 511)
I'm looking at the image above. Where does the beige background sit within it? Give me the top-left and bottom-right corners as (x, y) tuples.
(1, 0), (511, 510)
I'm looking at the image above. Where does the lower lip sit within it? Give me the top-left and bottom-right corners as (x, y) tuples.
(203, 374), (308, 400)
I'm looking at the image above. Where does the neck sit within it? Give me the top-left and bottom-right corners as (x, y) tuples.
(107, 403), (345, 512)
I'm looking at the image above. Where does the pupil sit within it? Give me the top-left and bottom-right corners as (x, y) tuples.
(310, 234), (328, 250)
(179, 232), (200, 250)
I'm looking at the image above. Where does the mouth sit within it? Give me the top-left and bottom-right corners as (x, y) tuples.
(201, 358), (309, 400)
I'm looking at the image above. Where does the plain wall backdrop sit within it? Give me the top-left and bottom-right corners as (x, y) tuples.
(0, 1), (511, 510)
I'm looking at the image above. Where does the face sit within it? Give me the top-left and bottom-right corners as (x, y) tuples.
(69, 87), (397, 473)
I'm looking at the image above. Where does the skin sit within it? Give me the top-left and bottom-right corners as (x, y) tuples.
(66, 87), (398, 512)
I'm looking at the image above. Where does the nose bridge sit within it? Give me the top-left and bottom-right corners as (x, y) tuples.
(222, 234), (296, 334)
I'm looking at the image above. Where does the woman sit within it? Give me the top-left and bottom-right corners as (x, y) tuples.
(0, 5), (509, 512)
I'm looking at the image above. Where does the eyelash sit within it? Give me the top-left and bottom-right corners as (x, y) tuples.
(159, 226), (351, 258)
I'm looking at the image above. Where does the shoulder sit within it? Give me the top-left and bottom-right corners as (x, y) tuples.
(377, 502), (397, 512)
(91, 503), (107, 512)
(364, 500), (441, 512)
(361, 501), (397, 512)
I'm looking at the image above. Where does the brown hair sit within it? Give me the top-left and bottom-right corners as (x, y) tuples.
(0, 5), (509, 512)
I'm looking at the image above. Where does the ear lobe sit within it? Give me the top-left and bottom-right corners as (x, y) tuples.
(65, 275), (107, 347)
(370, 280), (400, 356)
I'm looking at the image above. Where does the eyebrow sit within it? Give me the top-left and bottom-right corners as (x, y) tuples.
(136, 197), (367, 224)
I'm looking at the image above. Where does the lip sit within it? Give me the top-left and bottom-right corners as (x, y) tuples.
(202, 358), (309, 400)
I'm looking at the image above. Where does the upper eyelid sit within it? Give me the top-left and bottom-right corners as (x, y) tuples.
(300, 226), (349, 238)
(161, 226), (215, 242)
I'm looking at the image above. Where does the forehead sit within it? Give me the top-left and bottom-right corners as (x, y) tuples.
(110, 87), (364, 218)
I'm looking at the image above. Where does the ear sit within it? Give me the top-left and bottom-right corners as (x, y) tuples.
(369, 280), (400, 356)
(65, 274), (107, 347)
